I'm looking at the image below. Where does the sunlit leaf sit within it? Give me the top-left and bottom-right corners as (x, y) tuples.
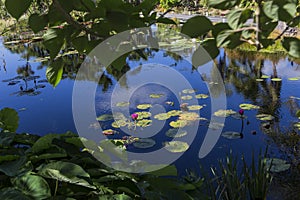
(271, 78), (282, 82)
(239, 103), (260, 110)
(179, 112), (200, 121)
(167, 110), (182, 117)
(182, 89), (196, 94)
(135, 111), (151, 120)
(136, 119), (152, 127)
(102, 129), (118, 136)
(164, 141), (189, 153)
(169, 120), (188, 128)
(181, 95), (193, 100)
(188, 105), (204, 111)
(256, 114), (275, 121)
(46, 59), (64, 87)
(137, 104), (152, 110)
(112, 120), (127, 128)
(195, 94), (209, 99)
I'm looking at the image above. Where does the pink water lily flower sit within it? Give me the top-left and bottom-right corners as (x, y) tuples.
(131, 113), (138, 120)
(239, 109), (244, 115)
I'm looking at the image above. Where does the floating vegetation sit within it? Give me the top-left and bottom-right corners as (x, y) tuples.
(165, 101), (174, 106)
(102, 129), (118, 136)
(111, 120), (127, 128)
(265, 158), (291, 173)
(169, 120), (188, 128)
(221, 131), (242, 139)
(149, 93), (164, 98)
(179, 112), (200, 121)
(154, 113), (170, 120)
(208, 122), (225, 130)
(294, 122), (300, 130)
(195, 94), (209, 99)
(261, 75), (270, 79)
(113, 112), (127, 120)
(188, 105), (204, 111)
(181, 95), (193, 100)
(214, 109), (237, 117)
(96, 114), (114, 122)
(136, 119), (152, 127)
(167, 110), (182, 117)
(256, 78), (264, 82)
(135, 112), (151, 120)
(165, 129), (187, 138)
(133, 138), (156, 149)
(239, 103), (260, 110)
(231, 113), (248, 119)
(288, 77), (300, 81)
(256, 114), (275, 121)
(271, 78), (282, 82)
(182, 89), (196, 94)
(116, 102), (130, 107)
(164, 141), (189, 153)
(137, 104), (152, 110)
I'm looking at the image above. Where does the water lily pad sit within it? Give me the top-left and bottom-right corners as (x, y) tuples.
(135, 112), (151, 120)
(137, 104), (152, 110)
(265, 158), (291, 173)
(165, 101), (174, 106)
(256, 78), (264, 82)
(96, 114), (114, 121)
(182, 89), (196, 94)
(294, 122), (300, 129)
(116, 102), (130, 107)
(214, 109), (237, 117)
(261, 75), (270, 79)
(288, 77), (299, 81)
(154, 113), (170, 120)
(136, 119), (152, 127)
(164, 141), (189, 153)
(112, 120), (127, 128)
(271, 78), (282, 82)
(179, 112), (200, 121)
(188, 105), (204, 111)
(195, 94), (209, 99)
(239, 103), (260, 110)
(166, 129), (187, 138)
(167, 110), (182, 117)
(149, 93), (164, 98)
(221, 131), (242, 139)
(256, 114), (275, 121)
(181, 95), (193, 100)
(169, 120), (188, 128)
(208, 122), (224, 130)
(102, 129), (118, 136)
(133, 138), (156, 149)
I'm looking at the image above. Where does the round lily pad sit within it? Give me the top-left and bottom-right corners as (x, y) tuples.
(167, 110), (182, 117)
(179, 112), (200, 121)
(214, 109), (237, 117)
(169, 120), (188, 128)
(188, 105), (204, 111)
(133, 138), (156, 149)
(97, 114), (114, 121)
(112, 120), (127, 128)
(166, 129), (187, 138)
(164, 141), (189, 153)
(149, 93), (164, 98)
(265, 158), (291, 173)
(195, 94), (209, 99)
(116, 102), (130, 107)
(271, 78), (282, 82)
(256, 114), (275, 121)
(221, 131), (242, 139)
(102, 129), (118, 136)
(135, 111), (151, 120)
(208, 122), (224, 130)
(154, 113), (170, 120)
(137, 104), (152, 110)
(181, 95), (193, 100)
(239, 103), (260, 110)
(136, 119), (152, 127)
(182, 89), (196, 94)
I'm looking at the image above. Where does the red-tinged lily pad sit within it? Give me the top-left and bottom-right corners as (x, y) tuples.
(103, 129), (118, 136)
(164, 141), (189, 153)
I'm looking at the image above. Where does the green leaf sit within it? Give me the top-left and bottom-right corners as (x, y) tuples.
(94, 194), (132, 200)
(208, 0), (239, 10)
(156, 17), (177, 25)
(12, 174), (51, 199)
(0, 107), (19, 132)
(43, 28), (65, 60)
(0, 132), (15, 147)
(28, 14), (48, 33)
(282, 37), (300, 58)
(0, 188), (30, 200)
(38, 161), (96, 189)
(227, 9), (253, 29)
(212, 23), (230, 38)
(181, 16), (213, 38)
(31, 134), (60, 153)
(263, 1), (297, 22)
(0, 149), (30, 176)
(5, 0), (32, 20)
(216, 30), (242, 49)
(46, 59), (64, 87)
(192, 39), (219, 67)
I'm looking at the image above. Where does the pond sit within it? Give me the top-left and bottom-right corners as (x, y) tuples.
(1, 27), (300, 178)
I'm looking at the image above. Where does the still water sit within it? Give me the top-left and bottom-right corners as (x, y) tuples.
(0, 36), (300, 175)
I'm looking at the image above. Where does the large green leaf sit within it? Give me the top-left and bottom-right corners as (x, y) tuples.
(28, 14), (48, 33)
(38, 161), (96, 189)
(282, 37), (300, 58)
(46, 59), (64, 87)
(212, 23), (230, 38)
(181, 16), (213, 38)
(208, 0), (239, 10)
(216, 30), (242, 49)
(0, 149), (30, 176)
(192, 39), (219, 67)
(43, 28), (65, 60)
(0, 188), (30, 200)
(12, 174), (51, 199)
(263, 0), (297, 22)
(0, 107), (19, 132)
(5, 0), (32, 20)
(31, 134), (60, 153)
(0, 132), (15, 147)
(227, 9), (253, 29)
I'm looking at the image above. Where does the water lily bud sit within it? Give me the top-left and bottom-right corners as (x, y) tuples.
(131, 113), (138, 120)
(239, 109), (244, 115)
